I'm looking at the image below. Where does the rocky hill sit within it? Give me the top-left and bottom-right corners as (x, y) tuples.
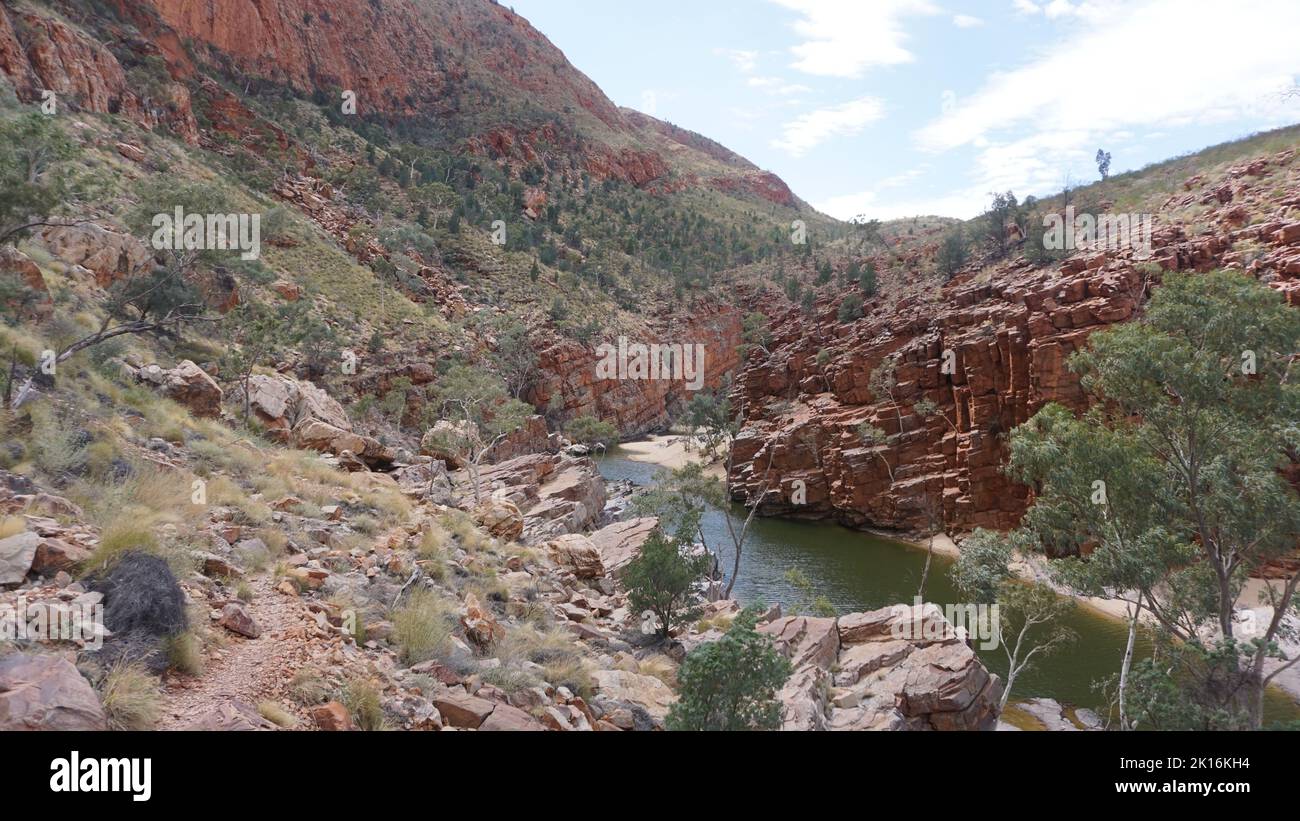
(727, 132), (1300, 537)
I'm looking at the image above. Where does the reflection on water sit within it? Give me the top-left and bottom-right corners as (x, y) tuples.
(597, 447), (1300, 723)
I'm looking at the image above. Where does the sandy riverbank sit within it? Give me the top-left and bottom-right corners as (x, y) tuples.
(617, 434), (727, 479)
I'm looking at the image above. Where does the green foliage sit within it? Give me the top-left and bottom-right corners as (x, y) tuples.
(564, 415), (616, 447)
(1121, 637), (1258, 731)
(106, 262), (203, 322)
(1000, 270), (1300, 726)
(937, 229), (968, 278)
(836, 293), (863, 323)
(683, 387), (735, 459)
(0, 113), (81, 244)
(623, 529), (711, 639)
(784, 568), (837, 618)
(949, 529), (1015, 603)
(858, 263), (877, 296)
(666, 607), (792, 731)
(742, 312), (771, 350)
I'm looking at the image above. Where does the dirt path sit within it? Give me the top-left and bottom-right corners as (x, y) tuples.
(158, 575), (315, 730)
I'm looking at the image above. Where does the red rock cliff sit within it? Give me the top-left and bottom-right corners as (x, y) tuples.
(729, 149), (1300, 535)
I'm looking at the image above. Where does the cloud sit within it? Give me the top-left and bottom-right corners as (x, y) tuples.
(714, 48), (760, 73)
(771, 0), (939, 78)
(952, 14), (984, 27)
(912, 0), (1300, 203)
(772, 96), (886, 156)
(748, 76), (814, 96)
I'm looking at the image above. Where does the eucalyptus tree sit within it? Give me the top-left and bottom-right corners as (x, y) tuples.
(999, 270), (1300, 728)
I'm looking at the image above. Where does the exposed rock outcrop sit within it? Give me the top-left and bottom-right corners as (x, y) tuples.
(238, 373), (395, 469)
(760, 604), (1002, 731)
(730, 148), (1300, 535)
(131, 360), (223, 418)
(528, 303), (744, 437)
(0, 5), (198, 143)
(463, 452), (606, 543)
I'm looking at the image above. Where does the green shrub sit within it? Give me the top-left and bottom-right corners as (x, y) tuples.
(666, 607), (792, 731)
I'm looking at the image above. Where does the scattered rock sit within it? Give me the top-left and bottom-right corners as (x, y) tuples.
(309, 701), (354, 731)
(217, 602), (262, 638)
(185, 700), (277, 731)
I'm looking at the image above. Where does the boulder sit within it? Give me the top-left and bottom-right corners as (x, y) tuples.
(0, 531), (39, 585)
(217, 602), (261, 638)
(309, 701), (354, 731)
(0, 245), (50, 319)
(431, 689), (495, 728)
(133, 360), (223, 418)
(0, 653), (106, 730)
(473, 498), (524, 542)
(292, 418), (395, 469)
(545, 533), (605, 579)
(240, 373), (351, 440)
(30, 537), (91, 576)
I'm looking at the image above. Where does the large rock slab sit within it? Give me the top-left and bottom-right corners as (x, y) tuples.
(588, 517), (658, 579)
(0, 531), (39, 585)
(591, 669), (676, 722)
(132, 360), (223, 418)
(0, 653), (106, 730)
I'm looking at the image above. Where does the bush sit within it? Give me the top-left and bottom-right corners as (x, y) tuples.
(623, 531), (710, 639)
(666, 607), (792, 731)
(837, 294), (863, 323)
(937, 230), (969, 278)
(341, 678), (385, 731)
(565, 415), (616, 447)
(91, 551), (188, 640)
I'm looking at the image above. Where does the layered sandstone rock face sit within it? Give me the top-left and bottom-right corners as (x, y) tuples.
(0, 5), (197, 142)
(731, 149), (1300, 535)
(759, 604), (1002, 731)
(528, 303), (744, 437)
(133, 0), (798, 201)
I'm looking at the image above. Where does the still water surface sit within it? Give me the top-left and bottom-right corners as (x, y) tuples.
(597, 446), (1300, 724)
